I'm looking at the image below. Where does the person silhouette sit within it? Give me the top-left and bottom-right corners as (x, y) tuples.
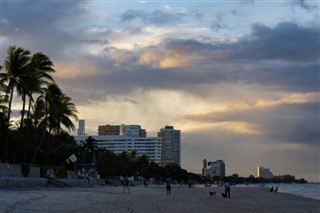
(166, 177), (171, 195)
(223, 182), (231, 198)
(123, 176), (130, 193)
(270, 186), (274, 192)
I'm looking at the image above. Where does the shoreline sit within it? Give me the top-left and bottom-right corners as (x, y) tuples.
(1, 185), (319, 213)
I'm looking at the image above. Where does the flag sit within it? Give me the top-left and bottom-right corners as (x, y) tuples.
(68, 154), (77, 163)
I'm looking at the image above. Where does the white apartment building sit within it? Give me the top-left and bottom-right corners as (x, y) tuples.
(256, 166), (274, 179)
(158, 126), (181, 166)
(74, 135), (162, 165)
(203, 159), (226, 177)
(74, 121), (161, 165)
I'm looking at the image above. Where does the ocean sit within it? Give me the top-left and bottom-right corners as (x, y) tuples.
(265, 183), (320, 200)
(196, 183), (320, 200)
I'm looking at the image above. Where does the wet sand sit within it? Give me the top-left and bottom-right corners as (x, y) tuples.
(1, 185), (319, 213)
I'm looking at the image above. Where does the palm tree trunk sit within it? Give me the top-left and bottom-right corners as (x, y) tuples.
(30, 99), (48, 164)
(20, 94), (26, 129)
(24, 97), (32, 163)
(5, 84), (14, 162)
(13, 94), (26, 163)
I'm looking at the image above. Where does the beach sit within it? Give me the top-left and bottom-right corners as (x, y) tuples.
(0, 185), (319, 213)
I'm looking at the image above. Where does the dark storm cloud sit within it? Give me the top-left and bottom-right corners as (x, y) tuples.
(259, 64), (318, 92)
(1, 1), (89, 59)
(232, 22), (320, 61)
(181, 102), (320, 146)
(60, 21), (319, 101)
(159, 22), (320, 63)
(258, 103), (320, 146)
(120, 9), (184, 25)
(2, 1), (87, 34)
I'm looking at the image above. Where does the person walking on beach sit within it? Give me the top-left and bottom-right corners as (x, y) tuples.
(166, 177), (171, 195)
(223, 181), (231, 198)
(123, 176), (130, 193)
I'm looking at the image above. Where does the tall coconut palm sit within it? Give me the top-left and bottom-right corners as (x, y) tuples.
(30, 83), (78, 164)
(1, 46), (31, 161)
(30, 83), (62, 164)
(2, 46), (30, 127)
(22, 52), (55, 163)
(18, 52), (54, 130)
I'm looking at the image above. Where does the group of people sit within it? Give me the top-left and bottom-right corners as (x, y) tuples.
(122, 176), (233, 198)
(270, 186), (278, 193)
(122, 176), (172, 195)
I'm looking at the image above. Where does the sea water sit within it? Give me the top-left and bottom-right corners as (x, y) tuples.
(266, 183), (320, 200)
(197, 183), (320, 200)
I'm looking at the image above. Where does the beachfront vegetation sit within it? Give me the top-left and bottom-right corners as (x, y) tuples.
(0, 46), (78, 165)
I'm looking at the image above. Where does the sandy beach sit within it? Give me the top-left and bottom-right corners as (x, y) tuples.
(0, 185), (319, 213)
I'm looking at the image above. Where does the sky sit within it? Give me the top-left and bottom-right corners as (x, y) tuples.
(1, 0), (319, 181)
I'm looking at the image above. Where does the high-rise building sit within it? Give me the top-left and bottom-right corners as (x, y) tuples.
(202, 159), (207, 176)
(77, 120), (85, 136)
(76, 121), (160, 164)
(203, 159), (225, 177)
(98, 124), (147, 137)
(158, 126), (181, 166)
(75, 135), (162, 165)
(256, 166), (274, 179)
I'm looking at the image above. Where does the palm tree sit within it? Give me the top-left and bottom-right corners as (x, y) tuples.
(24, 52), (55, 127)
(22, 52), (55, 163)
(48, 93), (78, 164)
(1, 46), (31, 161)
(30, 83), (78, 164)
(49, 94), (78, 135)
(83, 136), (97, 153)
(30, 83), (61, 164)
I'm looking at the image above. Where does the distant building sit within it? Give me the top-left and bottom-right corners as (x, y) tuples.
(75, 135), (162, 165)
(158, 126), (181, 166)
(98, 125), (120, 135)
(77, 120), (86, 136)
(203, 159), (225, 177)
(98, 124), (147, 137)
(202, 159), (207, 176)
(75, 121), (160, 164)
(256, 166), (274, 179)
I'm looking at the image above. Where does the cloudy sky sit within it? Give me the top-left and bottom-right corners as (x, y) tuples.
(1, 0), (319, 181)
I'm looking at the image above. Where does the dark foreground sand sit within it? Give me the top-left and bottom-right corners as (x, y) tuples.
(0, 185), (319, 213)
